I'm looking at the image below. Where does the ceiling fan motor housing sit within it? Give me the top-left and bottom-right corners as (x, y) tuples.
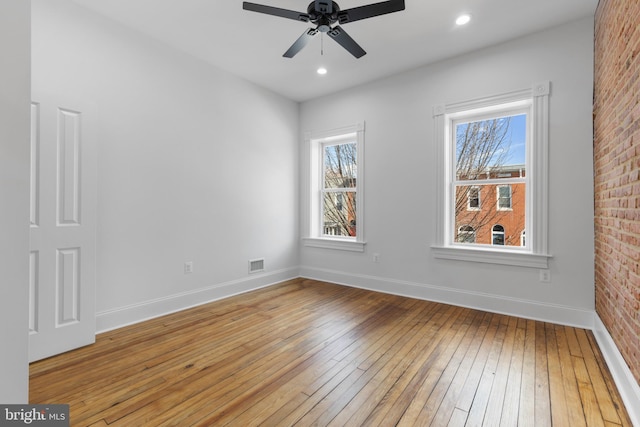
(308, 1), (340, 22)
(307, 1), (341, 32)
(310, 1), (338, 15)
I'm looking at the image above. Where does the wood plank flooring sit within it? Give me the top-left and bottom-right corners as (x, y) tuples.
(30, 278), (632, 426)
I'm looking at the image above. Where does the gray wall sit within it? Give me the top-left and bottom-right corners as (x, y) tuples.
(299, 18), (595, 326)
(32, 0), (300, 331)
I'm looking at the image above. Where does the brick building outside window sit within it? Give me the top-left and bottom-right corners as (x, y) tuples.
(455, 165), (526, 247)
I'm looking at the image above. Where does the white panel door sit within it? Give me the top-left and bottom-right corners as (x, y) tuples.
(29, 97), (96, 362)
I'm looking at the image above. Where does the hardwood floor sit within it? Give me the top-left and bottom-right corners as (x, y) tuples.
(30, 278), (632, 426)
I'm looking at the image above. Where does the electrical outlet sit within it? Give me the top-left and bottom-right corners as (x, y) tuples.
(184, 261), (194, 274)
(373, 253), (380, 263)
(539, 269), (551, 283)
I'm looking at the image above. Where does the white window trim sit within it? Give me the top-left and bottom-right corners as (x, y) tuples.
(302, 122), (365, 252)
(431, 82), (551, 268)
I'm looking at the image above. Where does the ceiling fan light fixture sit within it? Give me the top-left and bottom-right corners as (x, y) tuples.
(317, 67), (328, 75)
(456, 14), (471, 26)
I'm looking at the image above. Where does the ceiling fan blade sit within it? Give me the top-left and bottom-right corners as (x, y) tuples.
(315, 0), (333, 14)
(337, 0), (405, 24)
(327, 25), (366, 58)
(243, 2), (310, 22)
(283, 28), (319, 58)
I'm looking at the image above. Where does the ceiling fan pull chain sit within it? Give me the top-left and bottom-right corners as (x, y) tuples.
(321, 32), (324, 55)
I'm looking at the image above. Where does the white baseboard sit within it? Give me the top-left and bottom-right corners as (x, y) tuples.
(299, 266), (595, 328)
(96, 267), (299, 334)
(593, 316), (640, 427)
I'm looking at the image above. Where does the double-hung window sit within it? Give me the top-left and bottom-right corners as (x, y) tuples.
(303, 122), (365, 252)
(432, 83), (551, 268)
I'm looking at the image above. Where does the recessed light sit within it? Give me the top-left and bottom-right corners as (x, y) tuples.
(317, 67), (328, 75)
(456, 14), (471, 26)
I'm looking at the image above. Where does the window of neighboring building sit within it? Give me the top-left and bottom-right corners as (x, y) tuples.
(492, 224), (505, 245)
(303, 122), (365, 252)
(432, 82), (551, 268)
(497, 185), (512, 210)
(457, 225), (476, 243)
(467, 187), (481, 210)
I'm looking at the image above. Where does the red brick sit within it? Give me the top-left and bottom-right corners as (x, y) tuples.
(595, 0), (640, 388)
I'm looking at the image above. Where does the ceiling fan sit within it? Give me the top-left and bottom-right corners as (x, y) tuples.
(242, 0), (405, 59)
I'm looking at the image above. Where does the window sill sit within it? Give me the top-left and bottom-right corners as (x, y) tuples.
(303, 237), (366, 252)
(431, 245), (551, 268)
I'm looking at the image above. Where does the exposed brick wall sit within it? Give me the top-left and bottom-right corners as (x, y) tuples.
(594, 0), (640, 387)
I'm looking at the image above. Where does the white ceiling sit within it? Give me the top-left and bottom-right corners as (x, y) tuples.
(70, 0), (598, 102)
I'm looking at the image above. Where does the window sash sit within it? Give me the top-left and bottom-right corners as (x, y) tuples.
(320, 140), (357, 239)
(447, 106), (530, 250)
(320, 189), (356, 238)
(322, 142), (357, 190)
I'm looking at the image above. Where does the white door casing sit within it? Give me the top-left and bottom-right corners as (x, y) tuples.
(29, 96), (96, 362)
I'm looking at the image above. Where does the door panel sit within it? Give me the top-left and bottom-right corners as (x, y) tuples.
(29, 97), (96, 362)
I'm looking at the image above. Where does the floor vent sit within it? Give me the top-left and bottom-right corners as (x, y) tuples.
(248, 258), (265, 274)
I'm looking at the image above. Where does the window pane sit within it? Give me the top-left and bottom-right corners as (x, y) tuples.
(455, 114), (526, 181)
(324, 143), (356, 189)
(323, 192), (356, 237)
(454, 183), (526, 246)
